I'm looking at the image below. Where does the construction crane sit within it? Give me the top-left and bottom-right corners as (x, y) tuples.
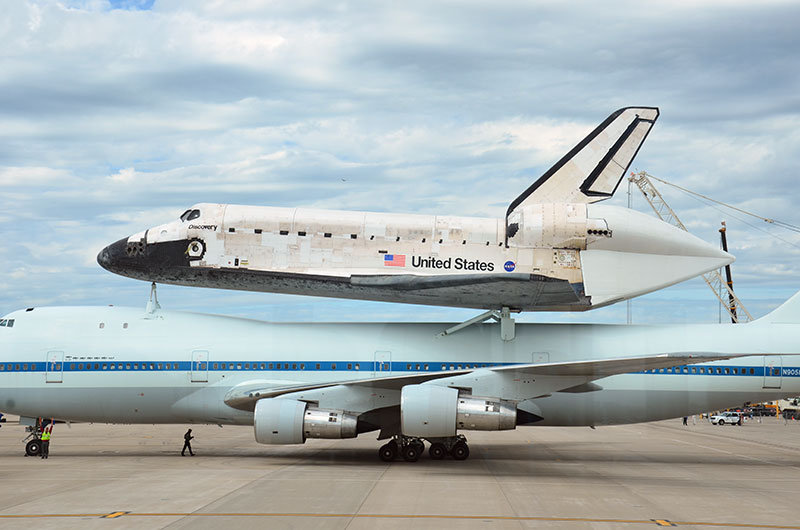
(628, 171), (753, 323)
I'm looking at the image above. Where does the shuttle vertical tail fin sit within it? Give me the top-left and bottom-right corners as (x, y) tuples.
(506, 107), (659, 221)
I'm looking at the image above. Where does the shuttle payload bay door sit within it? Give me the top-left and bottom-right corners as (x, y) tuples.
(763, 356), (782, 389)
(191, 350), (209, 383)
(46, 351), (64, 383)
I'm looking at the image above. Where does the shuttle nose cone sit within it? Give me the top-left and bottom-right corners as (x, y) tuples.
(97, 237), (134, 274)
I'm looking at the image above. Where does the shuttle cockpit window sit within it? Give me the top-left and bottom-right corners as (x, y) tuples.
(0, 319), (14, 327)
(180, 209), (201, 222)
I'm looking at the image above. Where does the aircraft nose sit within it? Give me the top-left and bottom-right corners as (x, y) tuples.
(97, 237), (128, 273)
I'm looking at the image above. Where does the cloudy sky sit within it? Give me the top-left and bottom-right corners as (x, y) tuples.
(2, 0), (799, 325)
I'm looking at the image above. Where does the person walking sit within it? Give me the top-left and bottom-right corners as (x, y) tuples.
(682, 416), (688, 426)
(40, 424), (52, 459)
(182, 429), (194, 456)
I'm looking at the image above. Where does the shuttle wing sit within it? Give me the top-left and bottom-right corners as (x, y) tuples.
(224, 350), (748, 411)
(506, 106), (659, 221)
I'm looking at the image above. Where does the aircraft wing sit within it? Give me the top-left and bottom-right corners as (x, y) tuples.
(224, 350), (748, 411)
(506, 106), (659, 220)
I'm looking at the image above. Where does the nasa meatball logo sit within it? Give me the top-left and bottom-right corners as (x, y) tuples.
(504, 261), (516, 272)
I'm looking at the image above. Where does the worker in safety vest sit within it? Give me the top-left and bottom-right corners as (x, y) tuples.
(40, 424), (52, 459)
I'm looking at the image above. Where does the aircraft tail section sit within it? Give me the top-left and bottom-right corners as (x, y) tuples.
(756, 290), (800, 324)
(506, 107), (659, 224)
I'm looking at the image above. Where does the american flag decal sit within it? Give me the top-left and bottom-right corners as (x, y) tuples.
(384, 254), (406, 267)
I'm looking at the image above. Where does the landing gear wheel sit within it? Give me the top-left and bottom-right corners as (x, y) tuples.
(402, 443), (422, 462)
(451, 441), (470, 461)
(378, 441), (398, 462)
(25, 440), (41, 457)
(429, 442), (446, 460)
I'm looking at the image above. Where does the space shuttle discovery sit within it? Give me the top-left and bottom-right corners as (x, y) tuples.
(98, 107), (732, 311)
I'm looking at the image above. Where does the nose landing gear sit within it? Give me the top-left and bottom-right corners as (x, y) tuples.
(378, 435), (470, 462)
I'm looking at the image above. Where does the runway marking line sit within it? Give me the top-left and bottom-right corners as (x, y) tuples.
(2, 512), (800, 528)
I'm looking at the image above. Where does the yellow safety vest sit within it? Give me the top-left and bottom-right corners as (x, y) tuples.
(41, 431), (51, 441)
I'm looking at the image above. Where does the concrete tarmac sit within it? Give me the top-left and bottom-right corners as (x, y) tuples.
(1, 415), (800, 530)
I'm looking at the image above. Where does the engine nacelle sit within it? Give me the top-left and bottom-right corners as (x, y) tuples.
(254, 398), (358, 445)
(400, 384), (517, 438)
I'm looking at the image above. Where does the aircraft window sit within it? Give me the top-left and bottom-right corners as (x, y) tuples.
(457, 364), (462, 370)
(157, 364), (162, 370)
(99, 323), (104, 329)
(0, 319), (5, 326)
(284, 363), (289, 370)
(213, 363), (218, 369)
(415, 364), (420, 370)
(331, 363), (337, 370)
(260, 363), (265, 370)
(699, 368), (705, 374)
(126, 364), (131, 369)
(0, 365), (3, 370)
(355, 363), (360, 370)
(245, 363), (250, 369)
(691, 367), (697, 373)
(396, 237), (400, 242)
(424, 364), (429, 370)
(683, 367), (688, 373)
(370, 235), (374, 240)
(441, 364), (446, 370)
(406, 364), (411, 370)
(438, 239), (443, 244)
(102, 364), (107, 370)
(94, 364), (100, 370)
(315, 363), (320, 370)
(450, 365), (454, 371)
(180, 210), (192, 221)
(268, 363), (274, 369)
(658, 368), (664, 373)
(462, 240), (466, 245)
(187, 210), (201, 221)
(774, 368), (780, 376)
(173, 363), (179, 370)
(300, 363), (305, 370)
(15, 364), (20, 370)
(725, 368), (730, 374)
(78, 363), (84, 370)
(422, 238), (426, 243)
(486, 241), (490, 246)
(276, 364), (281, 370)
(110, 364), (115, 370)
(228, 228), (235, 233)
(292, 363), (297, 370)
(298, 231), (306, 237)
(123, 323), (128, 329)
(254, 229), (262, 234)
(23, 364), (29, 370)
(350, 234), (357, 239)
(280, 230), (289, 235)
(324, 233), (331, 238)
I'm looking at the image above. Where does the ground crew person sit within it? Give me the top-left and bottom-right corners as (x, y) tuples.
(40, 424), (52, 459)
(182, 429), (194, 456)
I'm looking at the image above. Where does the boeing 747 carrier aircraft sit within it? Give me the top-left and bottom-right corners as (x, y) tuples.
(98, 107), (733, 312)
(2, 290), (799, 461)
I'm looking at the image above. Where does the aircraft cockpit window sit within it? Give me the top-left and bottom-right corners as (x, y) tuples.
(179, 209), (201, 222)
(0, 319), (13, 327)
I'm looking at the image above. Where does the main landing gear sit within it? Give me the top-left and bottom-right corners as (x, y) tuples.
(378, 435), (470, 462)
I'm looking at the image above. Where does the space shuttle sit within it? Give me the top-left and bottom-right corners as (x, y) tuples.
(98, 107), (732, 312)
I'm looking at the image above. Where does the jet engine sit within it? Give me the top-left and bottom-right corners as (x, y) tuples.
(400, 384), (517, 438)
(253, 398), (358, 444)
